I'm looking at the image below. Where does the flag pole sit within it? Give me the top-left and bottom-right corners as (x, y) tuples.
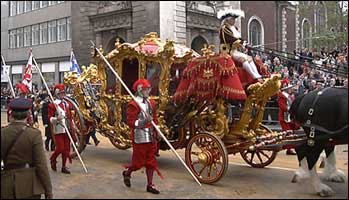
(1, 55), (16, 97)
(31, 52), (88, 173)
(91, 40), (202, 186)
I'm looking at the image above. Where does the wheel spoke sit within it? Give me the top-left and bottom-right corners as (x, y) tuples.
(207, 164), (212, 178)
(199, 165), (207, 176)
(259, 150), (271, 159)
(250, 152), (255, 162)
(256, 151), (263, 163)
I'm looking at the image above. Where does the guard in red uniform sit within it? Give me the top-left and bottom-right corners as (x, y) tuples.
(48, 84), (75, 174)
(277, 79), (298, 155)
(7, 83), (33, 126)
(122, 79), (162, 194)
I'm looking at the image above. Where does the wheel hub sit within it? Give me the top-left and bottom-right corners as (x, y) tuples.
(198, 151), (213, 165)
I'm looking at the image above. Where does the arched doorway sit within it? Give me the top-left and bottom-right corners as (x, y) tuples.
(105, 36), (125, 53)
(105, 35), (126, 98)
(191, 35), (208, 55)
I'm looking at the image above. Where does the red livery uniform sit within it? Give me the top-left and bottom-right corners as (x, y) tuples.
(48, 84), (75, 174)
(122, 79), (162, 194)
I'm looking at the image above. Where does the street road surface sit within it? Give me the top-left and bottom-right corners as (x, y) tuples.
(1, 112), (348, 199)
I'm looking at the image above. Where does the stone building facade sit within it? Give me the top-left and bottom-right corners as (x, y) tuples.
(1, 1), (330, 88)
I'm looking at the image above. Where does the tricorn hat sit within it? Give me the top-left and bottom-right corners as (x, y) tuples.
(217, 8), (245, 21)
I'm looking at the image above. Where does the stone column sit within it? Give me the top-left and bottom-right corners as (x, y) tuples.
(281, 7), (287, 53)
(295, 5), (300, 50)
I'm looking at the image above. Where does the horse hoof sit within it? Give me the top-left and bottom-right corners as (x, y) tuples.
(291, 174), (299, 183)
(316, 184), (333, 197)
(325, 171), (346, 183)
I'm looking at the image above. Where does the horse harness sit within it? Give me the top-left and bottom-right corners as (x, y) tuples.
(304, 87), (348, 146)
(304, 87), (330, 147)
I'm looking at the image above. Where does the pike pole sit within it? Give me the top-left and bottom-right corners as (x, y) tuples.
(1, 55), (16, 97)
(31, 54), (88, 173)
(91, 41), (202, 186)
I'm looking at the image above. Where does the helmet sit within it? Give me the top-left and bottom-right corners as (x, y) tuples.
(53, 84), (65, 95)
(132, 79), (151, 92)
(16, 83), (29, 95)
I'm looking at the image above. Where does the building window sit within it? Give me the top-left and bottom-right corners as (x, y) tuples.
(48, 20), (57, 43)
(32, 24), (39, 45)
(315, 2), (326, 33)
(43, 72), (55, 86)
(25, 1), (32, 12)
(57, 18), (67, 41)
(10, 1), (17, 16)
(249, 19), (262, 46)
(67, 17), (71, 40)
(32, 1), (40, 10)
(17, 1), (24, 15)
(9, 30), (16, 48)
(40, 22), (48, 44)
(49, 1), (58, 6)
(40, 1), (48, 8)
(302, 20), (310, 49)
(12, 74), (23, 87)
(24, 26), (31, 47)
(16, 28), (24, 48)
(57, 1), (64, 3)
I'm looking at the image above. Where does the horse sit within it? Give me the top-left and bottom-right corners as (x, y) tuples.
(289, 87), (348, 197)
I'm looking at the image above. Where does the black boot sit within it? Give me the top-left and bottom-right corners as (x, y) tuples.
(146, 184), (160, 194)
(61, 167), (71, 174)
(122, 171), (131, 187)
(45, 139), (49, 151)
(50, 142), (55, 151)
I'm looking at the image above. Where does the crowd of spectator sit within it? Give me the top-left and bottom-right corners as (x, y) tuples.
(250, 44), (348, 97)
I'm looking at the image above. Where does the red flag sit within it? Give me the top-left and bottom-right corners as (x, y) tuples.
(22, 52), (33, 92)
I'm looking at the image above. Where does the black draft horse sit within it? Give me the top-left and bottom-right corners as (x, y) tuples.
(289, 87), (348, 197)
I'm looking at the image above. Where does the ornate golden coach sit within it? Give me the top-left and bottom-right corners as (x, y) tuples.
(64, 32), (284, 184)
